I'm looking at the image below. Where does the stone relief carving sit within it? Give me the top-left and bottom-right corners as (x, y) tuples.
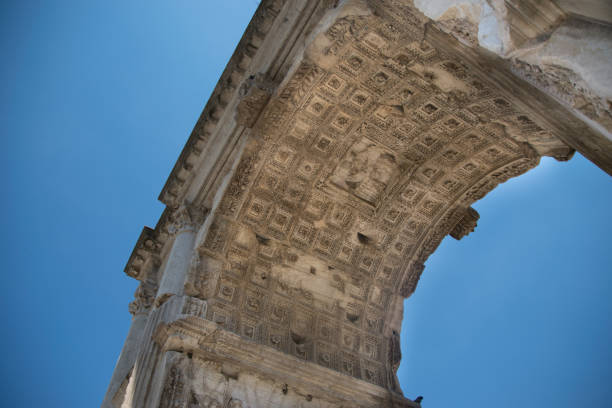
(167, 204), (210, 235)
(236, 74), (275, 128)
(184, 254), (214, 301)
(129, 280), (157, 315)
(189, 0), (558, 388)
(189, 393), (224, 408)
(511, 59), (612, 133)
(111, 2), (599, 407)
(387, 330), (402, 392)
(449, 206), (479, 240)
(182, 296), (208, 319)
(218, 151), (260, 218)
(125, 227), (162, 280)
(159, 365), (185, 408)
(155, 351), (356, 408)
(330, 137), (400, 206)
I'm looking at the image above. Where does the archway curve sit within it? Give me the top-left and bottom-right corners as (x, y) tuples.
(115, 1), (611, 407)
(182, 0), (584, 396)
(399, 155), (612, 407)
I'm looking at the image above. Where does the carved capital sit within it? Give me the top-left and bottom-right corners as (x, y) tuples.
(450, 207), (480, 240)
(128, 280), (157, 315)
(167, 204), (209, 235)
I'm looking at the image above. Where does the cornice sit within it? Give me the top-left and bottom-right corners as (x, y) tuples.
(424, 23), (612, 175)
(154, 315), (418, 408)
(159, 0), (312, 207)
(124, 226), (162, 280)
(125, 0), (342, 281)
(158, 0), (345, 208)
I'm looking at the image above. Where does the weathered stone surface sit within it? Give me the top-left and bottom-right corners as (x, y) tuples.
(413, 0), (612, 172)
(449, 206), (479, 240)
(103, 1), (612, 407)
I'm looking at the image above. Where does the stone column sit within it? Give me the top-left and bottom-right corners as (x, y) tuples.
(102, 282), (155, 408)
(155, 205), (207, 304)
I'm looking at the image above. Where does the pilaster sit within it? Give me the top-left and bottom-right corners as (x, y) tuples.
(155, 205), (209, 305)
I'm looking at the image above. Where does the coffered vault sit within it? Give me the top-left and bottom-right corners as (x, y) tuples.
(104, 1), (612, 407)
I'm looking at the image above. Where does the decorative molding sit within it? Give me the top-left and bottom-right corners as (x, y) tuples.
(128, 280), (157, 315)
(110, 1), (612, 406)
(449, 206), (480, 240)
(124, 227), (161, 280)
(166, 203), (210, 235)
(159, 0), (290, 207)
(236, 74), (275, 128)
(153, 315), (418, 408)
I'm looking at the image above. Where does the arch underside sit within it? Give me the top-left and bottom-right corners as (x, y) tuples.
(185, 0), (575, 395)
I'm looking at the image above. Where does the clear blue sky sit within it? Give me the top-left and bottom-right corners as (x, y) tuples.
(1, 2), (610, 407)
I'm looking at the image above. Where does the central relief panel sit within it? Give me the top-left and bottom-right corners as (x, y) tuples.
(187, 0), (558, 391)
(330, 137), (400, 207)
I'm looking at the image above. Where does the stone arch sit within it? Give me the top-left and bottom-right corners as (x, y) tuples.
(397, 155), (611, 406)
(179, 2), (578, 397)
(108, 1), (611, 407)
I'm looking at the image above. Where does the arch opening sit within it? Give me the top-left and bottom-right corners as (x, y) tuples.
(398, 155), (612, 406)
(114, 1), (611, 407)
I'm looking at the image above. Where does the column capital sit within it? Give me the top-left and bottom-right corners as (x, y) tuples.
(167, 203), (209, 236)
(128, 280), (157, 315)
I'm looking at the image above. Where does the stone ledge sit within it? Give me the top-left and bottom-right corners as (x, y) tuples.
(152, 310), (418, 408)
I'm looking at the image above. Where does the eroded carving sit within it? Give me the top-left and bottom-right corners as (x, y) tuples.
(111, 1), (604, 407)
(512, 59), (612, 133)
(168, 204), (210, 235)
(193, 0), (557, 387)
(129, 280), (157, 315)
(449, 206), (479, 240)
(330, 137), (400, 206)
(125, 227), (162, 279)
(236, 74), (274, 128)
(159, 365), (185, 408)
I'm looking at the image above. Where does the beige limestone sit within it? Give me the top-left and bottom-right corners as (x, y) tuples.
(413, 0), (612, 157)
(104, 1), (612, 407)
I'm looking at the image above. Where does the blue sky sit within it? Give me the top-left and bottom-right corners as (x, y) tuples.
(1, 2), (610, 407)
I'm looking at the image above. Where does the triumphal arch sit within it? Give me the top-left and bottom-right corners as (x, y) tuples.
(103, 1), (612, 407)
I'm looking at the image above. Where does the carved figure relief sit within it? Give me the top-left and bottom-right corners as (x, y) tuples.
(159, 366), (185, 408)
(330, 137), (400, 206)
